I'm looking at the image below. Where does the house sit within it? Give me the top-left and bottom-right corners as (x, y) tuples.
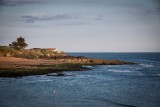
(44, 48), (57, 52)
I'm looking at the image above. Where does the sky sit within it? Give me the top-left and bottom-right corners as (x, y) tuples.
(0, 0), (160, 52)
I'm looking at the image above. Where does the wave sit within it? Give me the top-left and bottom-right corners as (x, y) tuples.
(26, 79), (53, 83)
(137, 73), (160, 77)
(113, 102), (137, 107)
(37, 79), (53, 82)
(92, 98), (137, 107)
(108, 69), (132, 73)
(139, 64), (154, 68)
(149, 74), (160, 77)
(82, 65), (94, 68)
(156, 74), (160, 76)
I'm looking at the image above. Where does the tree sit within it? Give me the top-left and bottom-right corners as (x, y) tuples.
(9, 36), (28, 50)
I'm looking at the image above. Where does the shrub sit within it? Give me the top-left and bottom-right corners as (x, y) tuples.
(0, 45), (66, 59)
(0, 46), (17, 57)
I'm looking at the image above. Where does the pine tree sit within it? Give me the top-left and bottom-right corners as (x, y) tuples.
(9, 36), (28, 50)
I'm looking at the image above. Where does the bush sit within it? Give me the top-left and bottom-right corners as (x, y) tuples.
(0, 45), (66, 59)
(0, 46), (17, 57)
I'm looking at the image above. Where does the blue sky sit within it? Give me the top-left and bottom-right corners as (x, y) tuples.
(0, 0), (160, 52)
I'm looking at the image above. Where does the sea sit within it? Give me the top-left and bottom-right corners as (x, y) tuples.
(0, 53), (160, 107)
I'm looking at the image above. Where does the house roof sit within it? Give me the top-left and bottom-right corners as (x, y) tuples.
(44, 48), (57, 50)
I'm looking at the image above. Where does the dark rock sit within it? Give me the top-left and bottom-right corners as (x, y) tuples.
(56, 72), (65, 76)
(76, 56), (88, 59)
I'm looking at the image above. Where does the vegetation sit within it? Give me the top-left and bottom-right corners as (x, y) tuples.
(0, 45), (65, 59)
(9, 36), (28, 50)
(0, 36), (135, 77)
(0, 46), (16, 57)
(0, 36), (66, 59)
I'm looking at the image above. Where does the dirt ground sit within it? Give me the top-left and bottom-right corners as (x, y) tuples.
(0, 57), (61, 68)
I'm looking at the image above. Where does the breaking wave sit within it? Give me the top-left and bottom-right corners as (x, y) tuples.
(139, 64), (154, 68)
(108, 69), (132, 73)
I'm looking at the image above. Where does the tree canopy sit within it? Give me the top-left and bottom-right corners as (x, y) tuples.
(9, 36), (28, 50)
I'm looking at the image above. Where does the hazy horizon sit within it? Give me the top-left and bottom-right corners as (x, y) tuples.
(0, 0), (160, 52)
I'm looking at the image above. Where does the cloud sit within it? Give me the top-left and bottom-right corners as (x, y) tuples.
(95, 14), (107, 20)
(57, 22), (89, 26)
(20, 13), (92, 25)
(21, 13), (73, 23)
(0, 0), (43, 6)
(145, 8), (160, 13)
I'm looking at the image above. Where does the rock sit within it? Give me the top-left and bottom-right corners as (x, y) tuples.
(56, 72), (65, 76)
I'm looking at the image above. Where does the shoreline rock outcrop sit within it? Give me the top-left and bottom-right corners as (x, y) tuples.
(0, 56), (135, 77)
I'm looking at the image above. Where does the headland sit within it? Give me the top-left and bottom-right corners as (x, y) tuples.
(0, 46), (135, 77)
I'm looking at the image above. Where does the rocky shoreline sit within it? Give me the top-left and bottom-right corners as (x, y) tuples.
(0, 56), (135, 77)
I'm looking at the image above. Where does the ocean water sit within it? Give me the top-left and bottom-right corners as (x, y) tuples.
(0, 53), (160, 107)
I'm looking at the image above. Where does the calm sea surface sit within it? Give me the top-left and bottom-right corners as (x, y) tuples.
(0, 53), (160, 107)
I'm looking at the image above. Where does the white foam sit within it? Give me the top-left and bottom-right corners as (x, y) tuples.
(139, 64), (154, 68)
(156, 74), (160, 76)
(137, 73), (160, 77)
(37, 80), (53, 82)
(108, 69), (131, 73)
(86, 75), (92, 77)
(82, 65), (93, 68)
